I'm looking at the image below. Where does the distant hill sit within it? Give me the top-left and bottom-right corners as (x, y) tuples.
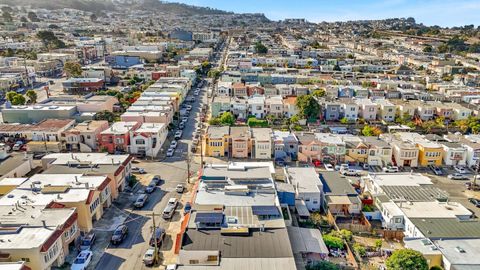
(3, 0), (232, 15)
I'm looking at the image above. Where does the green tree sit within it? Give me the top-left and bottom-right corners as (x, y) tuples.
(386, 249), (428, 270)
(340, 117), (349, 124)
(2, 10), (12, 22)
(353, 243), (366, 257)
(375, 239), (383, 251)
(6, 91), (17, 102)
(64, 61), (82, 77)
(11, 94), (26, 105)
(207, 69), (221, 79)
(25, 90), (37, 104)
(94, 110), (116, 122)
(312, 89), (326, 97)
(423, 45), (433, 52)
(306, 261), (339, 270)
(430, 266), (443, 270)
(323, 234), (344, 249)
(36, 30), (65, 49)
(362, 125), (382, 136)
(254, 41), (268, 54)
(219, 112), (235, 126)
(27, 11), (40, 22)
(295, 94), (320, 121)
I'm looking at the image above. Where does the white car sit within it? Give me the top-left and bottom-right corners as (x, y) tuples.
(168, 198), (178, 208)
(71, 250), (92, 270)
(324, 164), (334, 171)
(170, 141), (178, 149)
(174, 130), (183, 140)
(194, 90), (200, 96)
(176, 184), (184, 193)
(383, 166), (399, 173)
(166, 148), (175, 157)
(454, 166), (468, 174)
(341, 169), (361, 176)
(448, 173), (469, 180)
(166, 264), (178, 270)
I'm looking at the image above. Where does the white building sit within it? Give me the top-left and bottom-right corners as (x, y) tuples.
(285, 167), (323, 211)
(129, 123), (168, 158)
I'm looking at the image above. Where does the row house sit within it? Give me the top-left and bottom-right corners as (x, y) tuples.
(265, 96), (284, 118)
(375, 99), (396, 122)
(129, 123), (168, 158)
(63, 120), (109, 152)
(98, 122), (141, 154)
(355, 98), (378, 121)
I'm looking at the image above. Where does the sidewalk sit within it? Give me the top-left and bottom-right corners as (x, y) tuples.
(160, 181), (195, 266)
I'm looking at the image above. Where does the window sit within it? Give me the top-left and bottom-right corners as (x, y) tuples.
(189, 260), (199, 265)
(21, 258), (30, 263)
(313, 200), (319, 204)
(86, 135), (91, 139)
(90, 197), (100, 213)
(43, 242), (59, 263)
(207, 256), (218, 262)
(350, 107), (356, 111)
(135, 139), (145, 145)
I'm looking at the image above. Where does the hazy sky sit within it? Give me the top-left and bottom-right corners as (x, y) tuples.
(171, 0), (480, 27)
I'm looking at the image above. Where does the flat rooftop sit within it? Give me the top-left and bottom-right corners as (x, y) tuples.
(435, 238), (480, 267)
(398, 201), (471, 219)
(286, 167), (322, 193)
(368, 173), (433, 187)
(181, 228), (293, 258)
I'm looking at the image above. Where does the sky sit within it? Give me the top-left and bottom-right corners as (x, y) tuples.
(170, 0), (480, 27)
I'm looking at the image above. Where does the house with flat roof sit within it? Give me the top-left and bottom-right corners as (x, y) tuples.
(177, 162), (296, 269)
(129, 123), (167, 158)
(98, 121), (141, 154)
(205, 126), (230, 157)
(230, 126), (251, 158)
(285, 167), (323, 211)
(251, 128), (272, 160)
(0, 206), (78, 270)
(63, 120), (109, 152)
(40, 153), (133, 198)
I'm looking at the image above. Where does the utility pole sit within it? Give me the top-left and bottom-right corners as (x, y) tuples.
(186, 144), (191, 182)
(147, 212), (159, 265)
(474, 158), (479, 192)
(200, 133), (204, 167)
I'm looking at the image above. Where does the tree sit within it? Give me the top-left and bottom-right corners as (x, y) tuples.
(27, 11), (40, 22)
(312, 89), (326, 97)
(64, 61), (82, 77)
(11, 94), (26, 105)
(375, 239), (383, 251)
(306, 261), (339, 270)
(94, 110), (116, 122)
(20, 16), (27, 23)
(353, 243), (366, 257)
(6, 91), (17, 102)
(36, 30), (65, 49)
(362, 125), (382, 136)
(430, 266), (443, 270)
(2, 10), (12, 22)
(340, 117), (349, 124)
(26, 90), (37, 104)
(254, 41), (268, 54)
(296, 94), (320, 121)
(323, 234), (344, 249)
(386, 249), (428, 270)
(207, 69), (221, 79)
(219, 112), (235, 126)
(423, 45), (433, 52)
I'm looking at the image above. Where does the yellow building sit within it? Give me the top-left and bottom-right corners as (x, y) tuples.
(205, 126), (230, 157)
(417, 141), (443, 166)
(345, 139), (368, 164)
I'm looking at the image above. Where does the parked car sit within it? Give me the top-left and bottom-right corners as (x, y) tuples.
(149, 227), (166, 247)
(335, 164), (349, 171)
(174, 130), (183, 140)
(12, 141), (23, 151)
(163, 198), (178, 219)
(184, 202), (192, 214)
(468, 198), (480, 207)
(176, 184), (184, 193)
(341, 169), (360, 176)
(143, 247), (158, 266)
(275, 158), (286, 167)
(429, 165), (443, 175)
(383, 166), (399, 173)
(145, 180), (157, 193)
(111, 225), (128, 245)
(324, 164), (334, 171)
(166, 148), (175, 157)
(454, 166), (468, 174)
(71, 250), (93, 270)
(179, 122), (185, 130)
(448, 173), (469, 180)
(134, 193), (148, 208)
(132, 167), (146, 174)
(152, 175), (162, 185)
(79, 232), (96, 251)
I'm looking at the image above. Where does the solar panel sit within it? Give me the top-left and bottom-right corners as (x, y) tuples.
(194, 212), (224, 223)
(252, 205), (280, 216)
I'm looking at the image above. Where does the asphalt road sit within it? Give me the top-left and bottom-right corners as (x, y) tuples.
(93, 81), (208, 270)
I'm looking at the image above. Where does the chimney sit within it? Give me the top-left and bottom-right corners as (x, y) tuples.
(41, 220), (46, 227)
